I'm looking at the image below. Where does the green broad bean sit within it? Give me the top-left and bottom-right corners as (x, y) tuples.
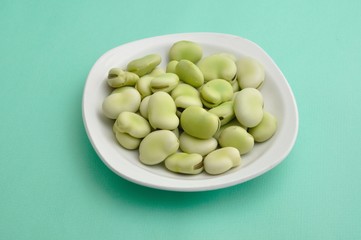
(166, 60), (178, 74)
(204, 147), (241, 175)
(231, 78), (240, 92)
(248, 111), (277, 142)
(171, 83), (201, 99)
(148, 91), (179, 130)
(168, 40), (203, 63)
(218, 126), (254, 155)
(165, 152), (203, 175)
(197, 54), (237, 82)
(175, 59), (204, 88)
(139, 95), (151, 119)
(114, 131), (142, 150)
(107, 68), (139, 88)
(208, 101), (235, 126)
(150, 73), (179, 93)
(179, 132), (218, 156)
(139, 130), (179, 165)
(171, 83), (202, 116)
(200, 79), (233, 108)
(135, 75), (154, 98)
(113, 112), (151, 139)
(102, 87), (141, 119)
(127, 54), (161, 77)
(214, 118), (247, 139)
(180, 106), (220, 139)
(234, 88), (264, 128)
(236, 57), (265, 89)
(148, 68), (165, 77)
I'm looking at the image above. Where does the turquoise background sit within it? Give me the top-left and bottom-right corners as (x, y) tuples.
(1, 0), (361, 239)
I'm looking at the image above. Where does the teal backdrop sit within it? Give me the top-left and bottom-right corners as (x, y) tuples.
(1, 0), (361, 239)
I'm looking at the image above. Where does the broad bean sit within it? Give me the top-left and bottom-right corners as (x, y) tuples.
(148, 91), (179, 130)
(166, 60), (178, 74)
(218, 126), (254, 155)
(171, 83), (202, 116)
(107, 68), (139, 88)
(176, 59), (204, 88)
(148, 68), (165, 77)
(204, 147), (241, 175)
(197, 54), (237, 82)
(234, 88), (264, 128)
(139, 95), (151, 119)
(248, 111), (277, 142)
(150, 73), (179, 93)
(135, 75), (153, 98)
(139, 130), (179, 165)
(236, 57), (265, 89)
(165, 152), (203, 174)
(214, 118), (247, 139)
(102, 87), (141, 119)
(169, 40), (203, 63)
(231, 78), (240, 92)
(200, 79), (233, 108)
(180, 106), (220, 139)
(179, 132), (218, 156)
(208, 101), (235, 126)
(113, 112), (151, 138)
(127, 54), (161, 77)
(114, 132), (141, 150)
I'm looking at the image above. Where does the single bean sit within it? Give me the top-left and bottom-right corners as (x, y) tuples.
(139, 130), (179, 165)
(175, 59), (204, 88)
(214, 118), (247, 139)
(248, 111), (277, 142)
(114, 131), (141, 150)
(200, 79), (233, 108)
(208, 101), (235, 126)
(107, 68), (139, 88)
(113, 112), (151, 138)
(204, 147), (241, 175)
(234, 88), (264, 128)
(197, 54), (237, 82)
(150, 73), (179, 93)
(236, 57), (265, 89)
(180, 106), (220, 139)
(231, 78), (240, 92)
(169, 40), (203, 63)
(148, 68), (165, 77)
(179, 132), (218, 156)
(135, 75), (154, 98)
(127, 54), (161, 77)
(148, 91), (179, 130)
(171, 83), (201, 99)
(166, 60), (178, 74)
(139, 95), (151, 119)
(102, 87), (141, 119)
(218, 126), (254, 155)
(165, 152), (203, 174)
(171, 83), (202, 116)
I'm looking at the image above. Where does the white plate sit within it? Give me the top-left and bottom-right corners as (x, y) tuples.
(82, 32), (298, 191)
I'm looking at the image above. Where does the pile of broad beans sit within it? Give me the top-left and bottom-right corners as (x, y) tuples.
(102, 41), (277, 175)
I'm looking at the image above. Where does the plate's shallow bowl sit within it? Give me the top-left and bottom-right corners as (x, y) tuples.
(82, 32), (298, 191)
